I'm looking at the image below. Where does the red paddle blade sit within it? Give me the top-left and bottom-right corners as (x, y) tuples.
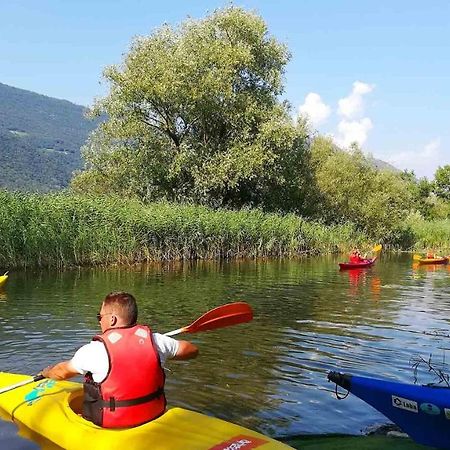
(183, 302), (253, 334)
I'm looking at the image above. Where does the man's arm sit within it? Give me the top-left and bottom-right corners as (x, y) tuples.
(153, 333), (199, 363)
(172, 340), (199, 360)
(41, 360), (80, 380)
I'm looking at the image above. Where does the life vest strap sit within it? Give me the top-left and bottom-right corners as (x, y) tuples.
(101, 387), (165, 411)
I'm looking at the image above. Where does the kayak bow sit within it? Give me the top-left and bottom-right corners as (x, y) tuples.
(0, 372), (292, 450)
(328, 370), (450, 449)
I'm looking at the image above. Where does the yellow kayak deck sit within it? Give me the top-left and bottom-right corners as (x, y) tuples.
(0, 372), (292, 450)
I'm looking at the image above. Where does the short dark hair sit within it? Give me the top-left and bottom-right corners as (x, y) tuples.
(103, 292), (138, 326)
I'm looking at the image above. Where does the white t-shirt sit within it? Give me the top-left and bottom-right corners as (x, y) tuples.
(71, 332), (179, 383)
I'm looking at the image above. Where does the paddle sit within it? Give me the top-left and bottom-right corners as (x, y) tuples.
(372, 244), (382, 253)
(0, 374), (44, 395)
(0, 302), (253, 394)
(164, 301), (253, 336)
(362, 244), (382, 259)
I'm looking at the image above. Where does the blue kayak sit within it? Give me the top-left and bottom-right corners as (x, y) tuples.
(328, 371), (450, 449)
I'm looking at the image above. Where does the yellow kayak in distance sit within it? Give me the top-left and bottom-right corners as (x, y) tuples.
(417, 256), (448, 265)
(0, 372), (293, 450)
(0, 272), (8, 289)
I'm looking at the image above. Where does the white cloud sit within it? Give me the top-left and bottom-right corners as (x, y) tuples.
(296, 82), (446, 178)
(335, 118), (373, 148)
(298, 92), (331, 126)
(297, 81), (375, 149)
(423, 138), (441, 157)
(386, 138), (442, 178)
(338, 81), (375, 119)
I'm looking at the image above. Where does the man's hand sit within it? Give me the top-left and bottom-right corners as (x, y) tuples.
(41, 361), (80, 380)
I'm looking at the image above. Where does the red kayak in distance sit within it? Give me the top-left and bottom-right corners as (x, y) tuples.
(339, 256), (377, 270)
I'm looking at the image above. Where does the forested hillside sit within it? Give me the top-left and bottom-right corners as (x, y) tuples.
(0, 82), (97, 191)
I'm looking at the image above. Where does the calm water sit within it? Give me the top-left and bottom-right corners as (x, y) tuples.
(0, 253), (450, 448)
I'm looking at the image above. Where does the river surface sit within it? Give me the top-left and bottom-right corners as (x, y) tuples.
(0, 253), (449, 448)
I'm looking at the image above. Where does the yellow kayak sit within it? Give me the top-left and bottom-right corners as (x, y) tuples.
(0, 372), (293, 450)
(417, 256), (448, 265)
(0, 272), (8, 289)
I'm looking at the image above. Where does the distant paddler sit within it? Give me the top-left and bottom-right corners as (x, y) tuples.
(413, 253), (448, 265)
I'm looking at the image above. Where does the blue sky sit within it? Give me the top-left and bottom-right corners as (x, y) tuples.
(1, 0), (449, 178)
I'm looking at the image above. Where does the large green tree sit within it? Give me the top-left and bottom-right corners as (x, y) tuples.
(72, 7), (311, 212)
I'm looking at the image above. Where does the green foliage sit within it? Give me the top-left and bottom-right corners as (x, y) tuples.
(0, 190), (366, 269)
(402, 170), (448, 220)
(433, 165), (450, 201)
(0, 82), (97, 191)
(73, 7), (311, 211)
(405, 213), (450, 251)
(425, 196), (450, 220)
(309, 138), (414, 241)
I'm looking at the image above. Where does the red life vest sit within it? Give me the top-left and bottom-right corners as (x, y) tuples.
(83, 325), (166, 428)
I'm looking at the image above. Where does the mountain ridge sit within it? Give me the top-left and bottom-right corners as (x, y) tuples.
(0, 82), (97, 191)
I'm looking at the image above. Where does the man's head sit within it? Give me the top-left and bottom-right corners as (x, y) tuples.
(97, 291), (138, 332)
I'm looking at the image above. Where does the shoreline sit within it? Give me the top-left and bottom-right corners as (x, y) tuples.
(282, 433), (431, 449)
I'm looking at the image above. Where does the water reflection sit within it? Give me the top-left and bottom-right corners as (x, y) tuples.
(0, 254), (449, 448)
(339, 267), (382, 303)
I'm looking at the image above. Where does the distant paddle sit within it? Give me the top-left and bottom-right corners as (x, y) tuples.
(373, 244), (382, 253)
(363, 244), (382, 259)
(0, 302), (253, 394)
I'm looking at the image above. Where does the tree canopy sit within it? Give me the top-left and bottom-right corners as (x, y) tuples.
(72, 7), (313, 212)
(434, 165), (450, 201)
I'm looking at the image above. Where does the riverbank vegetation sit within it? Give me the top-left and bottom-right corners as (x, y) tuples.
(2, 7), (450, 268)
(0, 190), (448, 269)
(0, 191), (368, 268)
(407, 215), (450, 250)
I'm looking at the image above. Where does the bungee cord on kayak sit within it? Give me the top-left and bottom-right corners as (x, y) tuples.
(332, 381), (349, 400)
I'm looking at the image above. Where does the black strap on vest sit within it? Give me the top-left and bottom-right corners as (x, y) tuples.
(101, 387), (165, 412)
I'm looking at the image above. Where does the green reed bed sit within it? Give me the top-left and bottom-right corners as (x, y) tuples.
(408, 217), (450, 252)
(0, 191), (367, 268)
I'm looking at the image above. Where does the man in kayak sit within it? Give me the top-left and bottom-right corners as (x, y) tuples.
(41, 291), (198, 428)
(349, 248), (365, 263)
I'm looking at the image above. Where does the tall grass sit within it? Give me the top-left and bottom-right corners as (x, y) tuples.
(0, 191), (368, 268)
(408, 216), (450, 252)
